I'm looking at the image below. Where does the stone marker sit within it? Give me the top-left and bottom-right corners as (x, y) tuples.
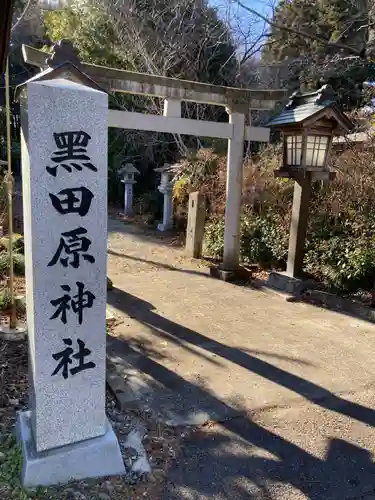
(17, 77), (125, 486)
(185, 192), (206, 258)
(155, 163), (174, 231)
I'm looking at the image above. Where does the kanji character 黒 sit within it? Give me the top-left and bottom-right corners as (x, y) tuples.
(46, 131), (97, 177)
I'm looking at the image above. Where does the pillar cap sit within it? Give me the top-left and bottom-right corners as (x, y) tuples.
(118, 163), (140, 176)
(154, 162), (172, 173)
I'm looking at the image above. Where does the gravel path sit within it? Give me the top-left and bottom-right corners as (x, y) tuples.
(107, 217), (375, 500)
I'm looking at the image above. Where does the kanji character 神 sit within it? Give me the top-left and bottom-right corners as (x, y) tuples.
(50, 281), (96, 325)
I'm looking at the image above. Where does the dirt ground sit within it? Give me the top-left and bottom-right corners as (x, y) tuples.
(0, 334), (187, 500)
(106, 217), (375, 499)
(3, 216), (375, 499)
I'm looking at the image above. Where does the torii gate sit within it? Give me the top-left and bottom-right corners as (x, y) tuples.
(22, 40), (285, 277)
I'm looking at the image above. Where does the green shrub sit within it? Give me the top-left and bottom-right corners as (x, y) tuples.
(13, 253), (25, 275)
(204, 206), (375, 292)
(204, 209), (289, 267)
(204, 216), (225, 258)
(13, 237), (24, 255)
(0, 235), (24, 254)
(304, 234), (375, 292)
(0, 252), (8, 275)
(240, 214), (273, 266)
(243, 210), (289, 264)
(0, 251), (25, 277)
(0, 289), (11, 311)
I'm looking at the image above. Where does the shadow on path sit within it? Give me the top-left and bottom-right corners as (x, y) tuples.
(108, 287), (375, 428)
(108, 330), (375, 499)
(108, 249), (210, 278)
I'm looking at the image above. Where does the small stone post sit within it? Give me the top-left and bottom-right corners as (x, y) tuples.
(119, 163), (139, 216)
(185, 192), (206, 258)
(155, 163), (174, 232)
(17, 78), (125, 486)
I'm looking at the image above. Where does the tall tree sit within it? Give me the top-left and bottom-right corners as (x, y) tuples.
(43, 0), (238, 201)
(259, 0), (368, 107)
(44, 0), (237, 85)
(229, 0), (372, 107)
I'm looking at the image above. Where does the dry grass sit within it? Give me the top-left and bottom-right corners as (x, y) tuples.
(173, 139), (375, 224)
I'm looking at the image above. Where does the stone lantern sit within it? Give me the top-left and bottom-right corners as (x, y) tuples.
(118, 162), (139, 216)
(267, 85), (353, 290)
(154, 163), (175, 232)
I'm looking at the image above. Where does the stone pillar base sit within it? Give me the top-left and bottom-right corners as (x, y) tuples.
(16, 411), (126, 487)
(267, 271), (314, 296)
(210, 265), (250, 282)
(157, 222), (172, 232)
(0, 323), (27, 342)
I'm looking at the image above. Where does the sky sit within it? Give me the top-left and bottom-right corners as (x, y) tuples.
(211, 0), (273, 25)
(211, 0), (275, 59)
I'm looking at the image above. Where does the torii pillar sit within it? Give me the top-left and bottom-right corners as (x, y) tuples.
(211, 103), (246, 281)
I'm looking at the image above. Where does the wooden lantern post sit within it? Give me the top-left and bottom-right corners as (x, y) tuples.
(268, 86), (353, 280)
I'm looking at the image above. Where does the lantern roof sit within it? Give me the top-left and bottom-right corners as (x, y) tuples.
(119, 163), (140, 174)
(267, 85), (353, 133)
(154, 163), (172, 173)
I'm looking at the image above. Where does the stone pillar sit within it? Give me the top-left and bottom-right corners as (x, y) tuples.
(119, 163), (139, 217)
(185, 192), (206, 258)
(223, 109), (245, 270)
(17, 78), (125, 486)
(155, 164), (174, 232)
(123, 181), (134, 215)
(286, 175), (312, 278)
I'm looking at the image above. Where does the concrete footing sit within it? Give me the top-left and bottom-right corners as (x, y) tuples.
(0, 296), (27, 342)
(210, 265), (251, 282)
(267, 271), (314, 296)
(16, 411), (126, 487)
(157, 222), (172, 232)
(0, 323), (27, 341)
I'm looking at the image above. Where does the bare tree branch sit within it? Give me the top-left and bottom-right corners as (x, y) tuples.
(11, 0), (39, 33)
(12, 0), (32, 32)
(358, 22), (375, 31)
(236, 0), (363, 57)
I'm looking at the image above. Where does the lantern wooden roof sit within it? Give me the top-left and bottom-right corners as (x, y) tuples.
(268, 85), (353, 134)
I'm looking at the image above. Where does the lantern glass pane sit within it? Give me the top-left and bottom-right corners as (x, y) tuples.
(286, 135), (302, 166)
(305, 135), (328, 167)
